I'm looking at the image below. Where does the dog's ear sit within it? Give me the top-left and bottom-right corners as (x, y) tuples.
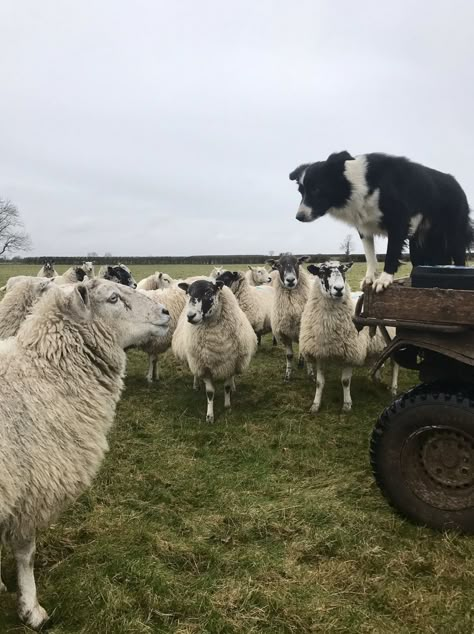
(307, 264), (320, 276)
(289, 163), (310, 182)
(327, 151), (353, 163)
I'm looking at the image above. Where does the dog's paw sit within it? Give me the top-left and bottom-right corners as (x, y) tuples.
(373, 272), (393, 293)
(360, 274), (375, 290)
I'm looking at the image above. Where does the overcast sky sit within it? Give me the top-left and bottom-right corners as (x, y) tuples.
(1, 0), (473, 257)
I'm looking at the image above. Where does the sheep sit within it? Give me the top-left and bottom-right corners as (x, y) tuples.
(299, 261), (399, 414)
(172, 279), (257, 422)
(0, 279), (169, 629)
(137, 286), (186, 382)
(98, 263), (137, 288)
(245, 265), (272, 286)
(267, 253), (311, 380)
(217, 270), (274, 345)
(54, 265), (88, 285)
(209, 266), (226, 280)
(0, 277), (54, 339)
(1, 275), (48, 293)
(82, 261), (95, 278)
(137, 271), (174, 291)
(36, 259), (57, 278)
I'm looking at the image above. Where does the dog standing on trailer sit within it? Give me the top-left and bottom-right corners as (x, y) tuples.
(290, 152), (472, 291)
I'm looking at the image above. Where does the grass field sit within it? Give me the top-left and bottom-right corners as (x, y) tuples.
(1, 262), (474, 633)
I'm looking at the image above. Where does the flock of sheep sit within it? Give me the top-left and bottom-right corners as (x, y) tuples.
(0, 255), (396, 629)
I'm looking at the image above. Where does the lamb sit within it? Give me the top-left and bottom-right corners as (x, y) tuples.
(0, 279), (169, 629)
(0, 277), (54, 339)
(137, 286), (187, 382)
(267, 253), (311, 380)
(217, 270), (274, 345)
(36, 259), (57, 278)
(299, 261), (399, 414)
(245, 265), (272, 286)
(137, 271), (174, 291)
(172, 279), (257, 422)
(54, 265), (88, 285)
(98, 263), (137, 288)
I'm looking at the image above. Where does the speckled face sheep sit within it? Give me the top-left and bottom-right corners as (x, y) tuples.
(37, 260), (57, 278)
(266, 253), (311, 380)
(0, 279), (169, 630)
(100, 264), (137, 288)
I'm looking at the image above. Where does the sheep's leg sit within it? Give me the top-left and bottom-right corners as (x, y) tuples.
(12, 535), (48, 630)
(341, 367), (353, 412)
(224, 378), (233, 410)
(306, 361), (315, 381)
(390, 360), (399, 396)
(298, 354), (305, 369)
(203, 377), (215, 423)
(0, 548), (7, 592)
(310, 361), (325, 414)
(373, 367), (382, 384)
(284, 342), (293, 381)
(257, 332), (262, 346)
(272, 335), (278, 346)
(193, 375), (200, 391)
(146, 354), (158, 383)
(231, 377), (236, 392)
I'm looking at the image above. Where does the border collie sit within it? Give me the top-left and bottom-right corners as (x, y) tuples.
(290, 152), (472, 291)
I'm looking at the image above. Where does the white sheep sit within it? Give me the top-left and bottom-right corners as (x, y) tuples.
(54, 265), (88, 285)
(172, 279), (257, 422)
(217, 270), (274, 345)
(137, 271), (174, 291)
(137, 286), (186, 382)
(209, 266), (226, 280)
(245, 265), (272, 286)
(267, 253), (311, 380)
(82, 261), (95, 278)
(0, 277), (54, 339)
(36, 260), (58, 278)
(299, 261), (399, 414)
(0, 279), (169, 630)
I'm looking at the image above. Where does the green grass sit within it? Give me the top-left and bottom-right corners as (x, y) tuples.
(1, 262), (474, 633)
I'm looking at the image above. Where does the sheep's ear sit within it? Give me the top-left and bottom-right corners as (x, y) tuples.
(340, 262), (353, 273)
(215, 280), (224, 291)
(178, 283), (189, 293)
(68, 284), (90, 319)
(327, 151), (353, 163)
(289, 163), (310, 182)
(266, 258), (276, 269)
(158, 272), (163, 279)
(298, 255), (310, 263)
(247, 265), (254, 271)
(307, 265), (320, 276)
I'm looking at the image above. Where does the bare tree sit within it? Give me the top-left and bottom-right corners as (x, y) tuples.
(339, 234), (354, 258)
(87, 251), (99, 258)
(0, 199), (31, 257)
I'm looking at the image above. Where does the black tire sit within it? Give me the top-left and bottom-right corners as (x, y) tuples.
(371, 383), (474, 533)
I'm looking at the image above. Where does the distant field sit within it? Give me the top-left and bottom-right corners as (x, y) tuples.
(1, 260), (473, 634)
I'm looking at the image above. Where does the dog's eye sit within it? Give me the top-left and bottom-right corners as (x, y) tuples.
(108, 293), (119, 304)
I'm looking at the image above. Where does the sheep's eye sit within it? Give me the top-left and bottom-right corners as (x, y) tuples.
(108, 294), (119, 304)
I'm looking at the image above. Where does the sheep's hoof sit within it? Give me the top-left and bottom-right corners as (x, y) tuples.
(19, 603), (49, 630)
(341, 402), (352, 413)
(284, 375), (291, 382)
(297, 356), (305, 369)
(309, 403), (320, 414)
(206, 414), (214, 423)
(391, 387), (398, 397)
(0, 579), (7, 593)
(224, 404), (232, 411)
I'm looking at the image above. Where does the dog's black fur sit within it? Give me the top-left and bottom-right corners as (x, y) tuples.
(290, 152), (472, 276)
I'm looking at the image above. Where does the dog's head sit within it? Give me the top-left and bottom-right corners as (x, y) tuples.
(290, 151), (354, 222)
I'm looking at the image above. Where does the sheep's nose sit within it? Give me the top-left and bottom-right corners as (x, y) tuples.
(286, 277), (295, 286)
(187, 313), (197, 323)
(162, 308), (169, 316)
(334, 286), (344, 295)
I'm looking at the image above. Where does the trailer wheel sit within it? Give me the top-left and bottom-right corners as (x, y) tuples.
(371, 384), (474, 532)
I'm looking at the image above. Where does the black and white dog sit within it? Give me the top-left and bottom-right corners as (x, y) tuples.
(290, 152), (472, 291)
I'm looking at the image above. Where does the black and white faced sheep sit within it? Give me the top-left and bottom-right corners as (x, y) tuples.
(172, 280), (257, 423)
(299, 261), (398, 414)
(98, 263), (137, 288)
(36, 260), (57, 278)
(0, 279), (169, 629)
(266, 253), (311, 380)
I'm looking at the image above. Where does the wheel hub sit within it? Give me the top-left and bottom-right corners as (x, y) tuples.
(421, 431), (473, 488)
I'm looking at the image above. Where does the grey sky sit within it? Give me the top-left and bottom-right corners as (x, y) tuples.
(1, 0), (473, 257)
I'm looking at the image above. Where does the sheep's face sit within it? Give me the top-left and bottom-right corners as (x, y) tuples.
(266, 253), (310, 290)
(178, 280), (224, 325)
(104, 264), (137, 289)
(156, 272), (173, 289)
(83, 279), (170, 348)
(215, 271), (241, 293)
(43, 260), (55, 273)
(82, 261), (95, 277)
(308, 261), (353, 299)
(248, 266), (271, 285)
(209, 266), (226, 280)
